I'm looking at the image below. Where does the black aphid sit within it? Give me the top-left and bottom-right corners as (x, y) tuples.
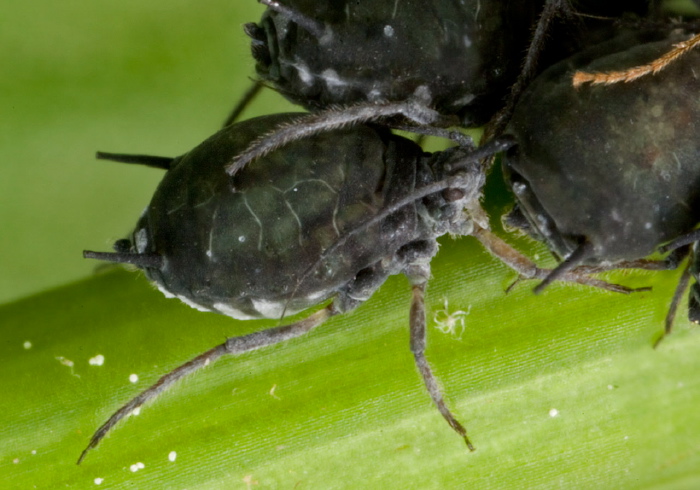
(79, 113), (625, 463)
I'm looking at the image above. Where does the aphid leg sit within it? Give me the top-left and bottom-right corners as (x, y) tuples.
(227, 99), (458, 175)
(472, 225), (638, 294)
(77, 304), (337, 464)
(660, 229), (700, 255)
(573, 33), (700, 87)
(687, 249), (700, 324)
(407, 267), (474, 451)
(222, 80), (264, 128)
(533, 241), (594, 294)
(654, 259), (692, 349)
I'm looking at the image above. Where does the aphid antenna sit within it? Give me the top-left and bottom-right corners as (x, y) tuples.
(96, 152), (174, 170)
(83, 250), (164, 269)
(257, 0), (325, 39)
(573, 33), (700, 88)
(222, 80), (264, 127)
(533, 240), (594, 294)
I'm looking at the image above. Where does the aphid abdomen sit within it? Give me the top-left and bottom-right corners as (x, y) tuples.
(252, 0), (543, 125)
(137, 114), (438, 319)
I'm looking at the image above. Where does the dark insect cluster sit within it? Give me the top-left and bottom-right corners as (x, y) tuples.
(80, 0), (700, 464)
(503, 26), (700, 338)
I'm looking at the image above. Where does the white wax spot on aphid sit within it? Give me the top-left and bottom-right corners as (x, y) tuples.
(294, 61), (313, 85)
(168, 451), (177, 462)
(94, 478), (104, 485)
(251, 298), (288, 319)
(176, 294), (212, 313)
(156, 283), (176, 299)
(213, 302), (258, 320)
(129, 374), (139, 383)
(135, 228), (149, 253)
(321, 69), (347, 89)
(367, 89), (383, 101)
(549, 408), (559, 417)
(383, 25), (394, 37)
(23, 341), (32, 349)
(89, 355), (105, 366)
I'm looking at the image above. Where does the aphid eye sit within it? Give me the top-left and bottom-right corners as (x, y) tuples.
(113, 238), (132, 254)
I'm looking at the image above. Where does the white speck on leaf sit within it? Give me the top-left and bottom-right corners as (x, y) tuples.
(129, 374), (139, 383)
(23, 341), (32, 349)
(549, 408), (559, 417)
(56, 356), (80, 377)
(89, 355), (105, 366)
(168, 451), (177, 462)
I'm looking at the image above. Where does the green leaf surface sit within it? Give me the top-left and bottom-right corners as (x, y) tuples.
(0, 0), (286, 304)
(3, 0), (700, 488)
(2, 237), (700, 489)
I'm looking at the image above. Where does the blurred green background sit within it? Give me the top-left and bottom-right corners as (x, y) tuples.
(2, 1), (700, 489)
(0, 0), (287, 304)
